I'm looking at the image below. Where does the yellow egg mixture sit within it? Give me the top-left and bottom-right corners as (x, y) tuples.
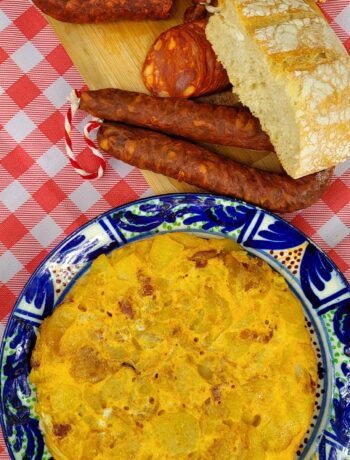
(30, 233), (317, 460)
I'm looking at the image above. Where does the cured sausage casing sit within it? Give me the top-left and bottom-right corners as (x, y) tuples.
(80, 89), (273, 151)
(142, 19), (230, 98)
(183, 4), (207, 23)
(97, 123), (333, 213)
(33, 0), (174, 23)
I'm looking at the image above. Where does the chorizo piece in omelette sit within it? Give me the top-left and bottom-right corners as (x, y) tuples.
(30, 233), (318, 460)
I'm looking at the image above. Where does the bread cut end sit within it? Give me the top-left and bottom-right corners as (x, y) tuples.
(206, 0), (350, 178)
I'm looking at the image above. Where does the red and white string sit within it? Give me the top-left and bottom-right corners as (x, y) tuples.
(65, 89), (106, 180)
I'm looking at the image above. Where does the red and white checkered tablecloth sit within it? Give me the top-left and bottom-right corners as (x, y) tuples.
(0, 1), (349, 458)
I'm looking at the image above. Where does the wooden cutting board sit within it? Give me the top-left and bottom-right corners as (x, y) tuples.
(46, 1), (281, 194)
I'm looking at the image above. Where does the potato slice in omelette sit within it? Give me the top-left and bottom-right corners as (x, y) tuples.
(30, 233), (318, 460)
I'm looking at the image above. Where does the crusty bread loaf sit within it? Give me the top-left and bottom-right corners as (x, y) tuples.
(206, 0), (350, 178)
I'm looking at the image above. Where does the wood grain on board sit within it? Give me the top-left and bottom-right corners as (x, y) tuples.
(47, 1), (280, 195)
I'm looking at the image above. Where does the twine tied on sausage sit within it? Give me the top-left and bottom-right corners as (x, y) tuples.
(65, 90), (106, 180)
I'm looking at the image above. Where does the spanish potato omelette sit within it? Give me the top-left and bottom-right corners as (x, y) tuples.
(30, 233), (318, 460)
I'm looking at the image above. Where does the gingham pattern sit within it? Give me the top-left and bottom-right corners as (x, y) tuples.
(0, 1), (349, 458)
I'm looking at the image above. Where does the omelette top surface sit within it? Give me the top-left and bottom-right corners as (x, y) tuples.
(30, 233), (317, 460)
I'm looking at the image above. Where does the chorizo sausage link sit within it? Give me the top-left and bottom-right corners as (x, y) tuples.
(142, 19), (229, 98)
(80, 88), (273, 151)
(97, 122), (333, 213)
(33, 0), (174, 23)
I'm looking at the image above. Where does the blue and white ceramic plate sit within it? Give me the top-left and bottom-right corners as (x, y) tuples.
(1, 194), (349, 460)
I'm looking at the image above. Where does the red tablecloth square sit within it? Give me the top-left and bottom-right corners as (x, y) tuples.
(46, 44), (74, 75)
(322, 178), (350, 213)
(13, 5), (46, 40)
(6, 74), (41, 109)
(321, 0), (350, 17)
(76, 145), (106, 174)
(1, 145), (35, 178)
(25, 248), (49, 273)
(103, 179), (144, 207)
(290, 214), (317, 237)
(33, 178), (67, 212)
(38, 110), (65, 144)
(344, 36), (350, 53)
(328, 249), (349, 273)
(64, 214), (89, 236)
(0, 285), (16, 317)
(0, 214), (27, 248)
(321, 8), (333, 23)
(0, 48), (8, 65)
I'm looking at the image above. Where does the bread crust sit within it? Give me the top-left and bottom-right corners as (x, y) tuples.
(206, 0), (350, 178)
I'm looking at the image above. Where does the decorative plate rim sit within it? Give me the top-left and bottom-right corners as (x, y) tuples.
(2, 193), (350, 315)
(1, 192), (349, 460)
